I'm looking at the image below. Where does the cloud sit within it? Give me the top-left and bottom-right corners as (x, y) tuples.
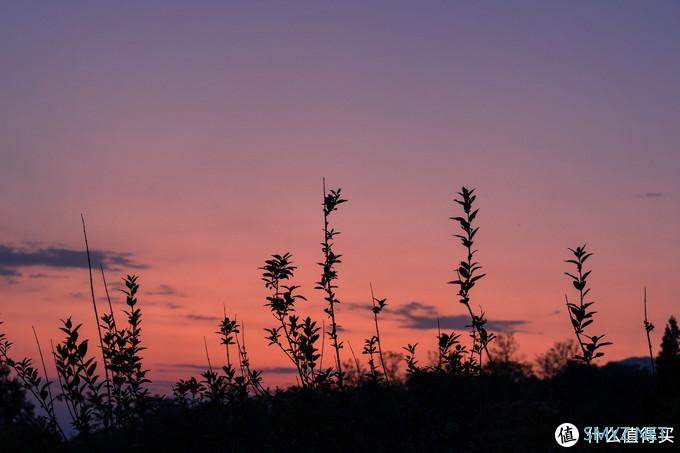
(173, 363), (210, 371)
(171, 364), (297, 374)
(330, 300), (528, 332)
(28, 272), (50, 278)
(260, 366), (298, 374)
(147, 284), (179, 296)
(0, 277), (18, 286)
(342, 301), (374, 313)
(0, 243), (146, 278)
(185, 314), (220, 322)
(141, 300), (184, 310)
(0, 267), (20, 277)
(637, 192), (665, 199)
(390, 301), (527, 332)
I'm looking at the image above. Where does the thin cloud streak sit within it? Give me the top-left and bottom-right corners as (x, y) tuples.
(637, 192), (666, 199)
(147, 284), (180, 296)
(185, 314), (220, 322)
(172, 364), (297, 374)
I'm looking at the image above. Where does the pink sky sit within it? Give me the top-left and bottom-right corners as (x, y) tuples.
(1, 1), (679, 389)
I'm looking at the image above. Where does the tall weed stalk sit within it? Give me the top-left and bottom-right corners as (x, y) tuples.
(368, 284), (388, 383)
(449, 187), (494, 372)
(643, 288), (656, 376)
(564, 245), (612, 363)
(81, 215), (112, 424)
(316, 180), (347, 385)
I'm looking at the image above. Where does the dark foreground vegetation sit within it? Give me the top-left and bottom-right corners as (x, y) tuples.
(1, 184), (678, 452)
(2, 352), (679, 452)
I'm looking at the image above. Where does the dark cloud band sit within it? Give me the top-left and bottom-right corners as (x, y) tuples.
(0, 243), (146, 277)
(392, 301), (527, 332)
(346, 300), (527, 332)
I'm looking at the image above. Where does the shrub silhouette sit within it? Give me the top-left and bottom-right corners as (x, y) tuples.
(53, 317), (106, 434)
(261, 253), (327, 387)
(0, 362), (34, 427)
(0, 360), (61, 450)
(433, 325), (467, 375)
(0, 322), (62, 438)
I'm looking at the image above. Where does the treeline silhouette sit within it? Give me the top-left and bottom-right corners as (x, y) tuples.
(1, 184), (678, 452)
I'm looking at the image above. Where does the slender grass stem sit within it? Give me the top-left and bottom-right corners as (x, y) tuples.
(319, 320), (326, 371)
(81, 215), (112, 418)
(347, 340), (361, 383)
(643, 288), (656, 376)
(31, 326), (65, 439)
(370, 284), (389, 384)
(204, 336), (213, 374)
(100, 265), (117, 334)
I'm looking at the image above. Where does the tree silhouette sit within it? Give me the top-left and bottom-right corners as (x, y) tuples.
(534, 339), (579, 379)
(656, 316), (680, 386)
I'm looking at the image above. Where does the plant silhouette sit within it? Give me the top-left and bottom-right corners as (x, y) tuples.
(564, 245), (612, 363)
(449, 186), (495, 372)
(0, 183), (677, 452)
(316, 179), (347, 386)
(643, 288), (656, 376)
(261, 253), (327, 387)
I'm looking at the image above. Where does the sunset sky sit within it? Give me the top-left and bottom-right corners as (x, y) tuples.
(1, 1), (679, 390)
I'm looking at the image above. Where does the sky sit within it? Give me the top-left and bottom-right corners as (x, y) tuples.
(1, 1), (679, 390)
